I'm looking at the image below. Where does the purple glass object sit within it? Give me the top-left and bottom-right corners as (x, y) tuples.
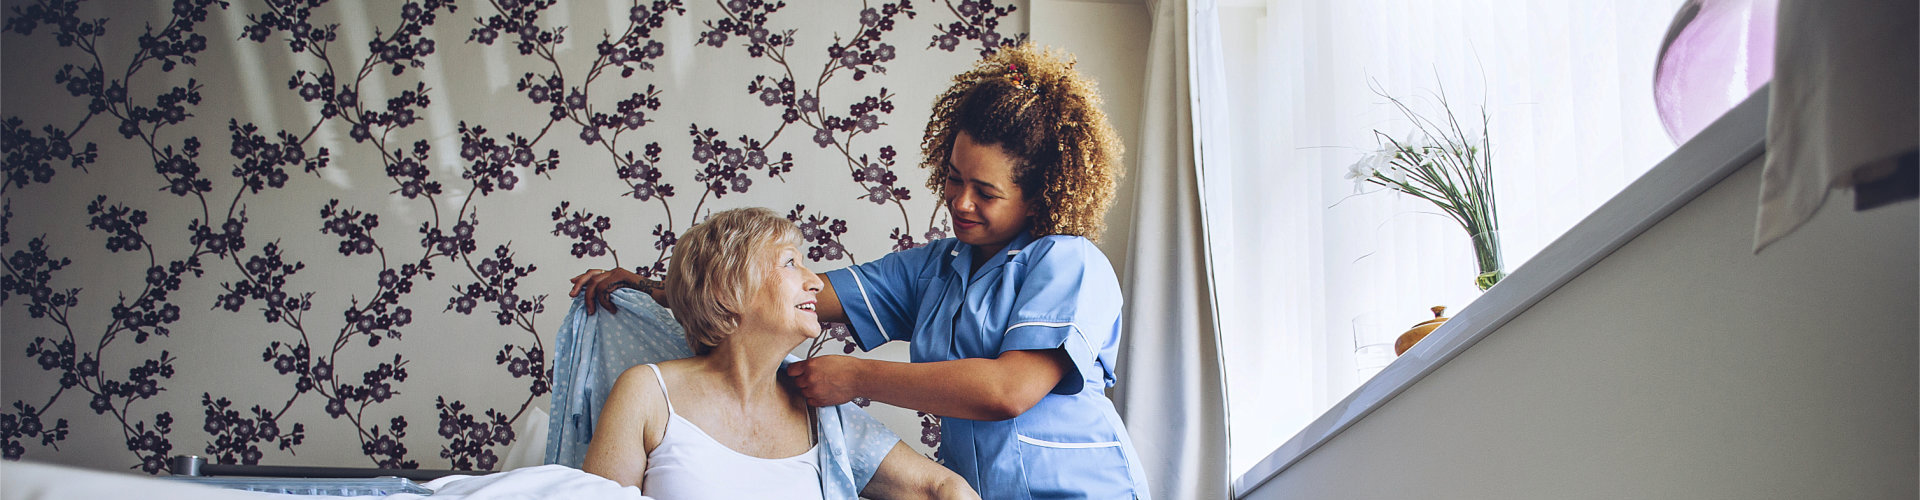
(1653, 0), (1777, 144)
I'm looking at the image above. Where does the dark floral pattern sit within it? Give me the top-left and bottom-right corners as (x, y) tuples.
(551, 202), (614, 261)
(931, 0), (1026, 57)
(789, 204), (856, 264)
(3, 0), (225, 473)
(201, 394), (303, 466)
(918, 410), (942, 457)
(1, 0), (1013, 471)
(433, 398), (512, 471)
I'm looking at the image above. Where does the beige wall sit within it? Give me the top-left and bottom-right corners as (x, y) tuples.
(1245, 157), (1918, 499)
(0, 0), (1027, 471)
(1029, 0), (1152, 282)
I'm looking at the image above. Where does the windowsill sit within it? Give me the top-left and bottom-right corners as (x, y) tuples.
(1230, 86), (1771, 498)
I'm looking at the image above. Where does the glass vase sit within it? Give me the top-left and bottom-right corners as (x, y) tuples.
(1654, 0), (1777, 144)
(1471, 230), (1505, 291)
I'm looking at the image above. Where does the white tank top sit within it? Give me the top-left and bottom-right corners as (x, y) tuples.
(638, 364), (824, 500)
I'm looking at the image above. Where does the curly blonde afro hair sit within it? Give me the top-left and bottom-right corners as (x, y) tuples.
(922, 43), (1124, 242)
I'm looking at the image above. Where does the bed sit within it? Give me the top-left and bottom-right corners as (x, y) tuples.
(2, 290), (894, 499)
(1, 461), (649, 500)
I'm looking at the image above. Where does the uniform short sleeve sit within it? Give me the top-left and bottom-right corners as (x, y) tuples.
(825, 241), (943, 350)
(998, 237), (1124, 395)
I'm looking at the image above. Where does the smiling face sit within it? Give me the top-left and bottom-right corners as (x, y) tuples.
(665, 207), (815, 355)
(944, 131), (1033, 257)
(742, 243), (824, 341)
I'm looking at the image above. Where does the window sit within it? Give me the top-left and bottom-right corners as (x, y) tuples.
(1199, 0), (1700, 479)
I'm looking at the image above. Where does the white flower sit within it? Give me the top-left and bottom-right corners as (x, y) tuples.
(1344, 159), (1377, 181)
(1380, 157), (1408, 185)
(1345, 154), (1381, 193)
(1367, 146), (1396, 168)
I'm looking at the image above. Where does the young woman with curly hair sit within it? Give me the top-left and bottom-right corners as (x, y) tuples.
(571, 44), (1148, 499)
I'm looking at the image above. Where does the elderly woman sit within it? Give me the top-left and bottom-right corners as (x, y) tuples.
(578, 207), (974, 499)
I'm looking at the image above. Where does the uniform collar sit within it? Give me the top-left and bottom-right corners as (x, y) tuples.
(948, 230), (1037, 281)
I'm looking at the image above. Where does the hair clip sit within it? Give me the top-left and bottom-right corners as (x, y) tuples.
(1006, 63), (1040, 95)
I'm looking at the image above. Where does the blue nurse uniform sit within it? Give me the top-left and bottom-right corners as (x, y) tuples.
(825, 231), (1151, 500)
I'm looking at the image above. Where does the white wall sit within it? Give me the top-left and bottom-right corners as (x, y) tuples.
(1244, 157), (1918, 499)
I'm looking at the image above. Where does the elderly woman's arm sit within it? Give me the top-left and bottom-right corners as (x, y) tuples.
(862, 442), (980, 500)
(581, 366), (664, 488)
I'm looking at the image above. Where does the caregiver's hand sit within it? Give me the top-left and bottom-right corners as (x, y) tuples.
(567, 268), (660, 315)
(787, 355), (863, 407)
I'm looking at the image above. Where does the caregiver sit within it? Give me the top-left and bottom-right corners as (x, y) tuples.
(574, 44), (1149, 499)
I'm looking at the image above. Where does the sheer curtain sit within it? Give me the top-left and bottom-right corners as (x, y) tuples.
(1199, 0), (1687, 478)
(1112, 1), (1232, 498)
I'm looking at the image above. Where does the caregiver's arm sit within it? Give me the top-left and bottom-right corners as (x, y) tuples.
(813, 273), (849, 323)
(581, 366), (665, 487)
(788, 349), (1069, 421)
(568, 268), (650, 315)
(863, 442), (980, 500)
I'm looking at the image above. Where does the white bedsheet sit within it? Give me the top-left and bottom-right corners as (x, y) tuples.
(1, 461), (652, 500)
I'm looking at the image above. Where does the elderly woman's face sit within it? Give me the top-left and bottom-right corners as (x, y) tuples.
(745, 243), (824, 339)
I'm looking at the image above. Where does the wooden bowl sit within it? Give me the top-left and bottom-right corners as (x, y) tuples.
(1394, 306), (1449, 355)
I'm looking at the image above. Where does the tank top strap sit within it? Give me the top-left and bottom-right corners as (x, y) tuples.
(644, 363), (675, 415)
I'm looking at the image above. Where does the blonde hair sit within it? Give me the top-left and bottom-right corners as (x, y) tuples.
(663, 207), (802, 355)
(922, 43), (1124, 241)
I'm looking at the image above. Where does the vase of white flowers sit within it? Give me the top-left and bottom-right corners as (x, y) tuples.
(1347, 85), (1505, 291)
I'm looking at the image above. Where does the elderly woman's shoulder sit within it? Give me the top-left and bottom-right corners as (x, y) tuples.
(648, 358), (705, 380)
(599, 363), (673, 435)
(612, 362), (672, 397)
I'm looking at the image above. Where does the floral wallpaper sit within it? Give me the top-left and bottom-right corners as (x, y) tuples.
(1, 0), (1025, 474)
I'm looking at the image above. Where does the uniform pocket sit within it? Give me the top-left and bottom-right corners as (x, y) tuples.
(1015, 433), (1135, 500)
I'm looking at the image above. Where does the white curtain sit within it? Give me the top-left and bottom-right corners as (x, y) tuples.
(1113, 0), (1231, 499)
(1755, 0), (1918, 250)
(1195, 0), (1687, 480)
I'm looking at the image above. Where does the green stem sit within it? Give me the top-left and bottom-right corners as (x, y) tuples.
(1470, 228), (1504, 290)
